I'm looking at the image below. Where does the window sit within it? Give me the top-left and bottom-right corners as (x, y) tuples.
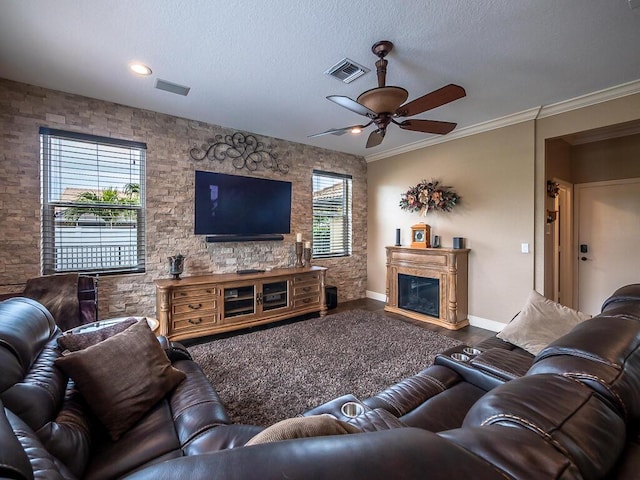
(40, 128), (146, 275)
(312, 170), (352, 258)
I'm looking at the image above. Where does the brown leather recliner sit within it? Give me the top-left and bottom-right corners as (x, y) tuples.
(0, 297), (262, 479)
(2, 285), (640, 479)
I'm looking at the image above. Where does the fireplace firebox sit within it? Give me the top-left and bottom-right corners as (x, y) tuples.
(385, 246), (469, 330)
(398, 274), (439, 318)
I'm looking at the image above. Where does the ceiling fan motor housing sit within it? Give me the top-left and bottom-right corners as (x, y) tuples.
(357, 86), (408, 114)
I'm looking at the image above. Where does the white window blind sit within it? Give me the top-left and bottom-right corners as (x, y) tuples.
(40, 128), (146, 275)
(312, 170), (352, 258)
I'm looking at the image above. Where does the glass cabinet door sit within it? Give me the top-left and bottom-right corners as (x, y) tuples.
(223, 285), (255, 318)
(261, 280), (288, 311)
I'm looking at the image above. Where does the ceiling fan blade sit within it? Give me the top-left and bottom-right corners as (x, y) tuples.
(395, 84), (466, 118)
(308, 122), (372, 138)
(398, 119), (457, 135)
(327, 95), (378, 118)
(366, 129), (385, 148)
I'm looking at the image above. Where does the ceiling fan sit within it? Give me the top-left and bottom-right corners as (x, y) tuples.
(310, 40), (466, 148)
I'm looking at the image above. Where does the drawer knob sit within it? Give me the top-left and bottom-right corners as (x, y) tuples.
(303, 298), (311, 304)
(188, 303), (203, 310)
(188, 318), (203, 325)
(302, 286), (311, 292)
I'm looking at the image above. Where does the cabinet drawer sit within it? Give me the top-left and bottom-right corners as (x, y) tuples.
(293, 294), (320, 308)
(172, 314), (218, 332)
(293, 273), (320, 284)
(172, 285), (217, 301)
(292, 283), (320, 298)
(172, 300), (217, 316)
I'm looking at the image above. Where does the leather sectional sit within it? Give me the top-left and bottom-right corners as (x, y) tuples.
(1, 284), (639, 479)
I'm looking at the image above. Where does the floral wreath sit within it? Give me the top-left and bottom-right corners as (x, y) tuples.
(399, 179), (460, 215)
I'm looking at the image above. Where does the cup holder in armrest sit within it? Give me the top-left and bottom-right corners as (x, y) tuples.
(451, 352), (470, 362)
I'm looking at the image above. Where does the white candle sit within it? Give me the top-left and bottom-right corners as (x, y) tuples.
(296, 233), (302, 242)
(305, 241), (311, 249)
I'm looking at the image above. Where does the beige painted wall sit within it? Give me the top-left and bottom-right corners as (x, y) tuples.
(534, 92), (640, 293)
(572, 133), (640, 184)
(367, 121), (535, 325)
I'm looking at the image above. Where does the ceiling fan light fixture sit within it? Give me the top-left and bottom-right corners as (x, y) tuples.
(357, 86), (408, 114)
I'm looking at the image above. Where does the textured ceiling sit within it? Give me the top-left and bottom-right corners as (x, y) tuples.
(1, 0), (639, 159)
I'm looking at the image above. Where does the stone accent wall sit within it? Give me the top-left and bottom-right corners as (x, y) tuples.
(0, 79), (367, 318)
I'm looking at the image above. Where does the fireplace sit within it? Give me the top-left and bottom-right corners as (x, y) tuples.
(385, 246), (469, 330)
(398, 274), (439, 318)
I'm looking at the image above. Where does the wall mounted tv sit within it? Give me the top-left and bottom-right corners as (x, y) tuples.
(194, 170), (292, 242)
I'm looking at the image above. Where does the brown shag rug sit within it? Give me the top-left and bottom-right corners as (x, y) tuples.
(187, 309), (462, 426)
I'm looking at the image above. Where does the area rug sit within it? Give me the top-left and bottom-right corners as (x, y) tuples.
(187, 310), (462, 426)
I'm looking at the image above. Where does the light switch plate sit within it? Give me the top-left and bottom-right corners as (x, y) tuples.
(521, 243), (529, 254)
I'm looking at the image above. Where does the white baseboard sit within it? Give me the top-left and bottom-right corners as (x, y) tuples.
(366, 290), (387, 302)
(365, 290), (505, 333)
(468, 315), (505, 333)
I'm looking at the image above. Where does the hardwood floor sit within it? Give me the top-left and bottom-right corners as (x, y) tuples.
(332, 297), (496, 347)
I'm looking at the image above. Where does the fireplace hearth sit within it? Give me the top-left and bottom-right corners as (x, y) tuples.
(385, 246), (469, 330)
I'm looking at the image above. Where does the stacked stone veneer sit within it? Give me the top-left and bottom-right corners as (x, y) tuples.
(0, 79), (367, 318)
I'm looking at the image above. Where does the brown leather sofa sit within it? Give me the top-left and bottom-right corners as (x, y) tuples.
(2, 284), (640, 479)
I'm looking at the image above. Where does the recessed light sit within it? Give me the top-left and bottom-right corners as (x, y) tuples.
(129, 63), (152, 76)
(350, 127), (362, 134)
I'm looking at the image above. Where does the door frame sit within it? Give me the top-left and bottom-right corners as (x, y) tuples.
(552, 179), (573, 307)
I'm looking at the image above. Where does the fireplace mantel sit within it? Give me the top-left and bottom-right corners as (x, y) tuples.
(385, 246), (469, 330)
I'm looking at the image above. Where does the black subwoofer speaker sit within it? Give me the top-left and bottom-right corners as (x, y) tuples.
(325, 285), (338, 310)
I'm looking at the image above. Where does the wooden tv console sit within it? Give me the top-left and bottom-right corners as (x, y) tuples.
(155, 266), (327, 341)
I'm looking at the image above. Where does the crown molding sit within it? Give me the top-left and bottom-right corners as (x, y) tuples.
(537, 79), (640, 119)
(365, 107), (541, 162)
(366, 79), (640, 163)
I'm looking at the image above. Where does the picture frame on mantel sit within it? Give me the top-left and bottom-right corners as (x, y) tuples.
(410, 223), (430, 248)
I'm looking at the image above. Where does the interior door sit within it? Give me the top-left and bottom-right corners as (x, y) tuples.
(575, 178), (640, 315)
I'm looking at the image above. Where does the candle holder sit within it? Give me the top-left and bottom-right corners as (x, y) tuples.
(295, 242), (304, 268)
(303, 247), (312, 266)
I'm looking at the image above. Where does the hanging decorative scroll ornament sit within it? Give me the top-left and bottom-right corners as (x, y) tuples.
(399, 179), (460, 216)
(189, 132), (289, 174)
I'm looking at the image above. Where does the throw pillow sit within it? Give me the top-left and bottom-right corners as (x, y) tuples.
(497, 290), (591, 355)
(54, 319), (185, 441)
(58, 317), (138, 352)
(245, 415), (361, 446)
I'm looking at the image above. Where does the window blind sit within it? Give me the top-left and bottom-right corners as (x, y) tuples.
(312, 170), (352, 258)
(40, 128), (146, 275)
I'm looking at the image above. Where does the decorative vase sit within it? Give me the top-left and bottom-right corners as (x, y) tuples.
(168, 254), (185, 279)
(303, 247), (312, 266)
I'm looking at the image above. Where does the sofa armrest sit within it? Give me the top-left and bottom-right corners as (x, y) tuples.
(122, 428), (505, 480)
(469, 348), (533, 381)
(157, 336), (192, 362)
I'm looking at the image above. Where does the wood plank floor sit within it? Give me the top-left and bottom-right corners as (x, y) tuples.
(332, 297), (496, 347)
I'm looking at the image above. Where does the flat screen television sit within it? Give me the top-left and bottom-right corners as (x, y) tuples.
(194, 170), (292, 240)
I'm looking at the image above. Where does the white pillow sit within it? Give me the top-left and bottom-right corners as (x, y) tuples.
(497, 290), (591, 355)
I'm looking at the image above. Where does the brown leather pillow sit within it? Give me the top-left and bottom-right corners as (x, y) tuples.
(245, 415), (361, 446)
(57, 318), (138, 351)
(55, 319), (185, 440)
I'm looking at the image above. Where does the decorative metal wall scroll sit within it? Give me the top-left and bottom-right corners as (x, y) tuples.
(189, 132), (289, 174)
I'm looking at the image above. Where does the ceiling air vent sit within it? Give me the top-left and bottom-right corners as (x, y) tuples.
(155, 79), (191, 96)
(325, 58), (369, 84)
